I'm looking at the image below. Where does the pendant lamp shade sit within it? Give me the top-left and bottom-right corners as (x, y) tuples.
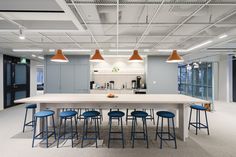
(129, 50), (143, 62)
(51, 49), (69, 62)
(166, 50), (184, 63)
(90, 49), (104, 62)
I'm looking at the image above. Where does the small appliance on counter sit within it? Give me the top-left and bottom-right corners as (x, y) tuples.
(131, 80), (136, 89)
(90, 81), (95, 89)
(109, 81), (115, 89)
(136, 76), (141, 89)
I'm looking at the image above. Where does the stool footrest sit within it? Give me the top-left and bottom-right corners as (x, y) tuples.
(156, 132), (175, 140)
(190, 122), (208, 128)
(34, 131), (55, 140)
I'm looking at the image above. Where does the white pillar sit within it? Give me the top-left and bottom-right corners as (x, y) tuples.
(0, 54), (3, 110)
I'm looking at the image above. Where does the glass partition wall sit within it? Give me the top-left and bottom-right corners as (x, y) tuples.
(178, 62), (213, 101)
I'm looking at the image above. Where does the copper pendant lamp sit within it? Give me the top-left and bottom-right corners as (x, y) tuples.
(51, 49), (69, 62)
(166, 50), (184, 63)
(90, 49), (104, 62)
(129, 50), (143, 62)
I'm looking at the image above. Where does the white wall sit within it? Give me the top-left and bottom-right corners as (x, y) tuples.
(91, 56), (145, 89)
(0, 54), (3, 110)
(30, 60), (37, 96)
(218, 55), (231, 102)
(146, 56), (178, 94)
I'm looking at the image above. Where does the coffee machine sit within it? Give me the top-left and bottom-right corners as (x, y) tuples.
(131, 80), (136, 89)
(136, 76), (141, 89)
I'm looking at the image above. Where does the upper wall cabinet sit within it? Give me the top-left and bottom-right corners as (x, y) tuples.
(44, 55), (90, 93)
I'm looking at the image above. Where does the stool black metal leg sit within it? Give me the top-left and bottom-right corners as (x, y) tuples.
(108, 117), (112, 148)
(23, 108), (28, 132)
(52, 115), (56, 140)
(172, 118), (177, 149)
(64, 118), (67, 139)
(74, 116), (78, 140)
(94, 118), (98, 148)
(121, 117), (125, 148)
(144, 118), (149, 148)
(32, 117), (37, 148)
(155, 115), (159, 140)
(96, 117), (100, 139)
(196, 109), (198, 135)
(168, 118), (170, 140)
(199, 110), (201, 130)
(70, 118), (74, 147)
(205, 111), (210, 135)
(132, 117), (136, 148)
(130, 117), (134, 140)
(188, 108), (192, 130)
(160, 117), (163, 149)
(126, 109), (128, 125)
(32, 108), (35, 128)
(81, 118), (86, 148)
(57, 118), (62, 148)
(45, 117), (49, 148)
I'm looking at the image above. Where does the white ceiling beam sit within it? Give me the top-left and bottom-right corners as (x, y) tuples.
(70, 0), (101, 49)
(67, 2), (236, 6)
(135, 0), (165, 49)
(116, 0), (119, 55)
(152, 0), (212, 48)
(55, 0), (84, 31)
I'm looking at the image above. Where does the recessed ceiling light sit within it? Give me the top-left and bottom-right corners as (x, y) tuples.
(219, 34), (228, 39)
(144, 49), (150, 52)
(12, 49), (43, 52)
(157, 49), (188, 52)
(31, 54), (37, 57)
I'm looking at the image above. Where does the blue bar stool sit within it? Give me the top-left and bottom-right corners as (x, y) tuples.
(155, 111), (177, 149)
(81, 110), (100, 148)
(108, 111), (125, 148)
(188, 104), (210, 135)
(131, 111), (149, 148)
(57, 110), (78, 148)
(32, 110), (56, 148)
(23, 104), (37, 132)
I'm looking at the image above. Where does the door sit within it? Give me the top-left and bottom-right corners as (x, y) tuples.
(233, 57), (236, 102)
(4, 55), (30, 108)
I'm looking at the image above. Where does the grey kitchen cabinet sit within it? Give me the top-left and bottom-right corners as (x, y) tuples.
(44, 55), (90, 93)
(45, 64), (60, 93)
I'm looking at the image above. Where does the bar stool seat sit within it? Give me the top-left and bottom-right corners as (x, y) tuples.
(35, 110), (54, 117)
(57, 111), (78, 148)
(59, 111), (77, 118)
(156, 111), (175, 118)
(190, 105), (207, 111)
(32, 110), (56, 148)
(131, 111), (148, 118)
(83, 110), (100, 118)
(108, 111), (125, 117)
(26, 104), (37, 109)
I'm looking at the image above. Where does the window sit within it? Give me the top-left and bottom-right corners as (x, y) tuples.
(178, 62), (213, 101)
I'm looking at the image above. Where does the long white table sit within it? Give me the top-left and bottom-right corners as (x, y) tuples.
(15, 93), (209, 141)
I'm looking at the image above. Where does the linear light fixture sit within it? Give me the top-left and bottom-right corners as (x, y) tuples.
(157, 49), (188, 52)
(109, 49), (133, 52)
(12, 49), (43, 52)
(37, 56), (44, 60)
(187, 40), (213, 52)
(31, 54), (37, 58)
(49, 49), (91, 52)
(219, 34), (228, 39)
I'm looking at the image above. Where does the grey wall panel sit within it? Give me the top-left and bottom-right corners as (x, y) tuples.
(45, 64), (60, 93)
(146, 56), (178, 94)
(60, 64), (74, 93)
(45, 55), (90, 93)
(74, 64), (89, 93)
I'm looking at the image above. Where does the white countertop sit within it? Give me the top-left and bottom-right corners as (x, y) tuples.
(15, 93), (209, 104)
